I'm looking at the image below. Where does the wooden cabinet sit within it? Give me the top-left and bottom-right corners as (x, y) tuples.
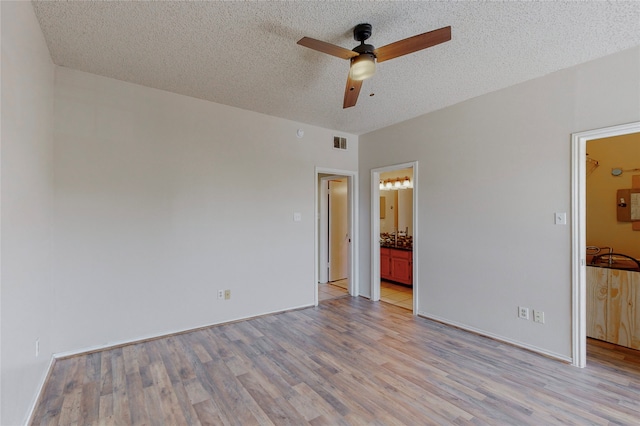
(380, 248), (392, 279)
(586, 266), (640, 350)
(380, 247), (412, 286)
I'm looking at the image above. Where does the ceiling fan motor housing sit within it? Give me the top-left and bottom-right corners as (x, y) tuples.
(353, 23), (372, 42)
(352, 43), (375, 56)
(352, 24), (375, 62)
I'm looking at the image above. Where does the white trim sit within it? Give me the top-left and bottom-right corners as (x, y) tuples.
(315, 167), (358, 302)
(420, 313), (572, 363)
(371, 162), (418, 314)
(570, 121), (640, 368)
(318, 176), (331, 284)
(320, 175), (350, 284)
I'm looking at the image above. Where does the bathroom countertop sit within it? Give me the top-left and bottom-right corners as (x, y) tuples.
(380, 244), (413, 251)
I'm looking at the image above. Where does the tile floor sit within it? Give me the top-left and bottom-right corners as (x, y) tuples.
(380, 280), (413, 310)
(318, 279), (349, 301)
(318, 279), (413, 311)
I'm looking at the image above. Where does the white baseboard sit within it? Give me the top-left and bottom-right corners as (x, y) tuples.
(418, 311), (572, 364)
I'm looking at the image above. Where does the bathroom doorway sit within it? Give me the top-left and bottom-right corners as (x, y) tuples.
(379, 168), (414, 310)
(371, 162), (418, 314)
(571, 121), (640, 367)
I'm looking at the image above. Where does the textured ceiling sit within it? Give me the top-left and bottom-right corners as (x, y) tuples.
(32, 1), (640, 135)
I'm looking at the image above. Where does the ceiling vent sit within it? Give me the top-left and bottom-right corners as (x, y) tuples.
(333, 136), (347, 150)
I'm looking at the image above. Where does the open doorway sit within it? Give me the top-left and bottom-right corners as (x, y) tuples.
(371, 162), (418, 314)
(571, 121), (640, 368)
(315, 168), (358, 305)
(378, 168), (414, 310)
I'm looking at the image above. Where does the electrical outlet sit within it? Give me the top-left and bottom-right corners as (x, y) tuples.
(35, 338), (40, 357)
(224, 289), (231, 300)
(217, 290), (224, 300)
(518, 306), (529, 320)
(533, 310), (545, 324)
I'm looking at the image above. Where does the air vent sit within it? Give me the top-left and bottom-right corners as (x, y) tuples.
(333, 136), (347, 150)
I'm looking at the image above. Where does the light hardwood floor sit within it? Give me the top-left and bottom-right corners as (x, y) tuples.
(31, 297), (640, 425)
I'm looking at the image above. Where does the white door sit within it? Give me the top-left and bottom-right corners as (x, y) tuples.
(329, 179), (348, 281)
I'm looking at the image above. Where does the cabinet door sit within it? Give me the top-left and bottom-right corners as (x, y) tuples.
(380, 249), (392, 280)
(586, 266), (608, 340)
(391, 257), (412, 285)
(607, 269), (640, 349)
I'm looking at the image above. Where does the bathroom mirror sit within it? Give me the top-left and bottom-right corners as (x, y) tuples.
(379, 167), (414, 236)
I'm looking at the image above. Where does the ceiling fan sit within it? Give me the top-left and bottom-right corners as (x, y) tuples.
(297, 23), (451, 108)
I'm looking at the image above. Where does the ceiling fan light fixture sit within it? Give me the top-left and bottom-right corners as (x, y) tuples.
(349, 53), (376, 81)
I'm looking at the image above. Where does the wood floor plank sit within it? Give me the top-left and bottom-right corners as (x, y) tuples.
(236, 371), (307, 425)
(111, 348), (132, 424)
(203, 358), (271, 425)
(125, 371), (149, 426)
(166, 338), (205, 425)
(98, 392), (113, 421)
(57, 356), (85, 425)
(142, 376), (164, 426)
(192, 398), (226, 426)
(31, 296), (640, 425)
(99, 350), (113, 398)
(78, 381), (100, 425)
(148, 361), (190, 425)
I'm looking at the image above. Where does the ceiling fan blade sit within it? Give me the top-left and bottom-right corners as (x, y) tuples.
(343, 74), (363, 108)
(374, 26), (451, 63)
(297, 37), (359, 60)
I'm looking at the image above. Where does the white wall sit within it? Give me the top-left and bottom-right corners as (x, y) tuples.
(359, 46), (640, 359)
(52, 67), (358, 354)
(1, 2), (55, 424)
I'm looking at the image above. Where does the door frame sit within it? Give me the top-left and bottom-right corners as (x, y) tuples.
(570, 121), (640, 368)
(371, 161), (418, 314)
(315, 167), (358, 306)
(319, 176), (348, 283)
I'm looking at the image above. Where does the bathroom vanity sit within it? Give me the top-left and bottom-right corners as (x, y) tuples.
(380, 247), (412, 286)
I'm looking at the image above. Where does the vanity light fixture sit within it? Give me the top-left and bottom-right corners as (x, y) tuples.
(379, 177), (412, 190)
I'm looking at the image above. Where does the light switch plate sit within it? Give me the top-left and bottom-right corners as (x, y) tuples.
(554, 212), (567, 225)
(293, 212), (302, 222)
